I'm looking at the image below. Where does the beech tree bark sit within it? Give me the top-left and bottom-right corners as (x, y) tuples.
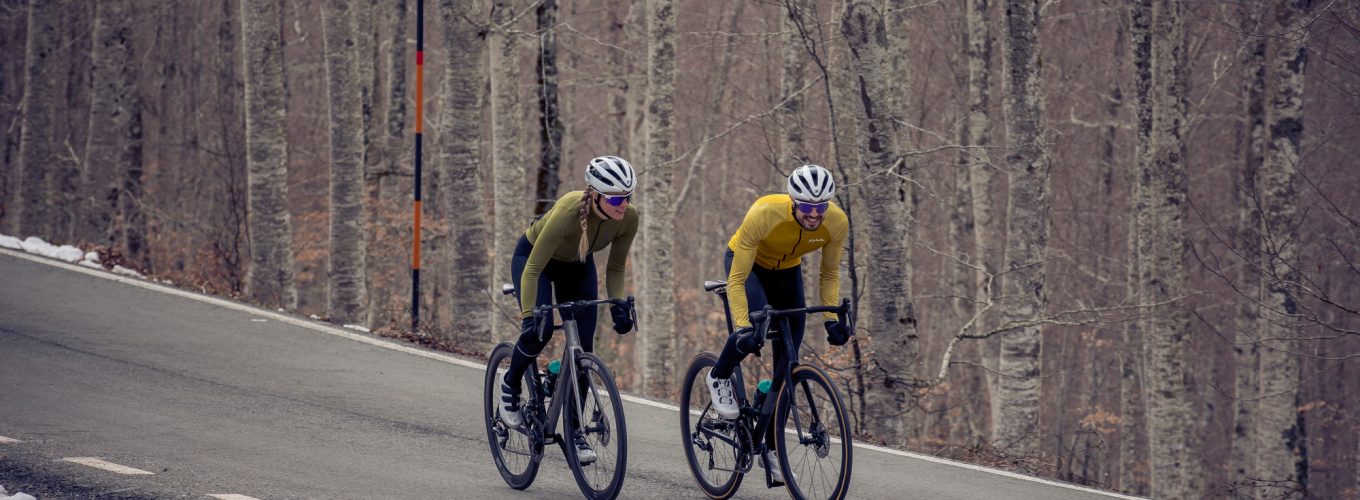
(638, 0), (677, 398)
(437, 0), (493, 351)
(994, 0), (1050, 458)
(322, 0), (369, 324)
(241, 0), (297, 309)
(843, 0), (917, 447)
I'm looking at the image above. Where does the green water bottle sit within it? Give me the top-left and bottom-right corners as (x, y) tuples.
(752, 379), (772, 414)
(545, 359), (561, 396)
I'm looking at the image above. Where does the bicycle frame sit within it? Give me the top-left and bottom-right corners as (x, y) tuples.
(698, 282), (850, 477)
(519, 298), (631, 457)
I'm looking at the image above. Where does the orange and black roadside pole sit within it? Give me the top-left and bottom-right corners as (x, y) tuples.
(411, 0), (424, 330)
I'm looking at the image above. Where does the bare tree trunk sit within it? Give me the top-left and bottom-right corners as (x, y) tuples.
(80, 0), (139, 249)
(0, 10), (18, 232)
(810, 1), (868, 435)
(842, 0), (917, 447)
(1120, 1), (1152, 494)
(780, 0), (809, 167)
(354, 0), (375, 165)
(437, 0), (493, 352)
(953, 0), (994, 447)
(604, 5), (629, 158)
(491, 0), (527, 339)
(1096, 8), (1130, 490)
(1141, 0), (1195, 496)
(364, 0), (409, 330)
(322, 0), (369, 324)
(241, 0), (296, 310)
(15, 0), (61, 238)
(1255, 1), (1312, 496)
(994, 0), (1049, 458)
(638, 0), (677, 398)
(624, 2), (648, 165)
(534, 0), (563, 214)
(1231, 2), (1267, 491)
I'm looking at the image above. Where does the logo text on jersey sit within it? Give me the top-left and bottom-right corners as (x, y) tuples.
(809, 238), (826, 243)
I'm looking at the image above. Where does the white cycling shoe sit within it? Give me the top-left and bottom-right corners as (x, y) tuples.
(573, 435), (598, 465)
(499, 375), (524, 429)
(760, 451), (797, 484)
(706, 372), (740, 419)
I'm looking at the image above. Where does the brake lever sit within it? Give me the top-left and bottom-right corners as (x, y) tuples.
(627, 296), (638, 332)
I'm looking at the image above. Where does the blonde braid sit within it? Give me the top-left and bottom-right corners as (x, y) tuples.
(577, 190), (592, 261)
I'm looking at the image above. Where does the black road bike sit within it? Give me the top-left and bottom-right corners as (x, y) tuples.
(484, 283), (632, 499)
(680, 279), (854, 500)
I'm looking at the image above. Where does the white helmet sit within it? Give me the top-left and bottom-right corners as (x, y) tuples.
(584, 156), (636, 195)
(787, 164), (835, 203)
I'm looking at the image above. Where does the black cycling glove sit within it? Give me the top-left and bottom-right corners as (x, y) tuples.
(610, 304), (634, 334)
(733, 326), (762, 355)
(824, 320), (851, 346)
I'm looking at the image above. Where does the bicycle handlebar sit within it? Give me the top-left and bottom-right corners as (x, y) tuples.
(531, 296), (635, 317)
(748, 298), (852, 325)
(530, 296), (637, 341)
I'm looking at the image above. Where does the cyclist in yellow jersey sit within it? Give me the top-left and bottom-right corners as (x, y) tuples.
(705, 164), (852, 483)
(499, 156), (639, 465)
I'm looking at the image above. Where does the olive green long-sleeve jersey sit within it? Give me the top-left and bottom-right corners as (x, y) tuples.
(519, 190), (638, 318)
(726, 194), (849, 328)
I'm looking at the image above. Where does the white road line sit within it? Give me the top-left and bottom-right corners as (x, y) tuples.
(208, 495), (262, 500)
(62, 457), (154, 475)
(0, 435), (20, 443)
(2, 247), (1142, 499)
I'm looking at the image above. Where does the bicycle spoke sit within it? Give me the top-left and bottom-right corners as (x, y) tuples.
(779, 367), (850, 500)
(563, 355), (627, 498)
(681, 354), (746, 498)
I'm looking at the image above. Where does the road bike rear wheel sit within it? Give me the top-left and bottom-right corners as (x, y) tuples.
(562, 352), (628, 499)
(483, 342), (541, 490)
(773, 364), (853, 500)
(679, 351), (750, 499)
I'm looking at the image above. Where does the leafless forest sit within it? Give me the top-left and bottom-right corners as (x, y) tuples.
(3, 0), (1358, 497)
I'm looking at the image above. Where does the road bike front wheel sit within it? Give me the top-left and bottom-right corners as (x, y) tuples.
(773, 364), (853, 500)
(562, 352), (628, 500)
(483, 342), (541, 490)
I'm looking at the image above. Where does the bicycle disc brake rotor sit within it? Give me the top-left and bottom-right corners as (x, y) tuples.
(593, 409), (611, 446)
(811, 422), (830, 458)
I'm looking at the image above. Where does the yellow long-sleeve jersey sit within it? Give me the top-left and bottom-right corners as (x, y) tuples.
(726, 194), (849, 328)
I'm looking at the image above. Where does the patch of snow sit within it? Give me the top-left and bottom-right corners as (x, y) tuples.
(0, 484), (39, 500)
(19, 236), (51, 255)
(343, 324), (371, 333)
(53, 245), (84, 262)
(309, 314), (321, 320)
(13, 236), (81, 262)
(84, 251), (100, 263)
(78, 259), (103, 269)
(0, 234), (21, 249)
(113, 265), (145, 278)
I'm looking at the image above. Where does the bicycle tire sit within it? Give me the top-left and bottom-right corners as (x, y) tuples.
(483, 342), (541, 490)
(679, 351), (751, 499)
(773, 364), (853, 500)
(562, 352), (628, 499)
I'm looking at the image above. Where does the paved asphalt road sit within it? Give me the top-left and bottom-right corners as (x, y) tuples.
(0, 250), (1133, 499)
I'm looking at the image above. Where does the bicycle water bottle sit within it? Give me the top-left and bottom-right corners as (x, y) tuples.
(544, 359), (561, 397)
(751, 379), (772, 414)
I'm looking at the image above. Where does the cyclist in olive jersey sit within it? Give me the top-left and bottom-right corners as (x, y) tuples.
(499, 156), (640, 465)
(705, 164), (853, 483)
